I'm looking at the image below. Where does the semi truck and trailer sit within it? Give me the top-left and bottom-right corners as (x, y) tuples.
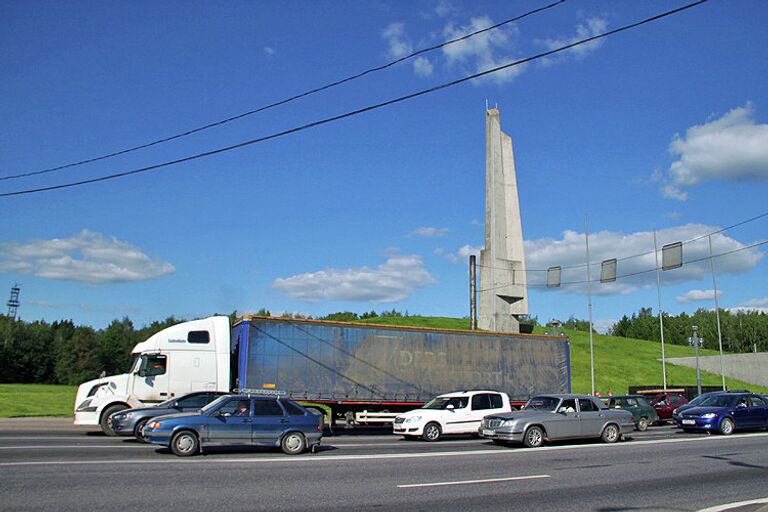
(73, 315), (571, 434)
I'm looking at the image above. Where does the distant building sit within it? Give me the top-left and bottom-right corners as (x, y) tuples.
(478, 108), (528, 333)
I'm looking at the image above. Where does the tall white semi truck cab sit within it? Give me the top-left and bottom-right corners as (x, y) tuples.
(73, 316), (231, 434)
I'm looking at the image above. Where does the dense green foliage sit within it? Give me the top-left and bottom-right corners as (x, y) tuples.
(0, 315), (182, 385)
(610, 307), (768, 353)
(0, 384), (75, 417)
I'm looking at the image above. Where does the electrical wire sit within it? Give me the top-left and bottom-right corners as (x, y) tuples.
(0, 0), (566, 182)
(0, 0), (708, 198)
(476, 238), (768, 293)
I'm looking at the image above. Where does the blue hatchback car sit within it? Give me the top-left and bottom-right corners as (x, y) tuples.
(676, 393), (768, 435)
(144, 393), (322, 456)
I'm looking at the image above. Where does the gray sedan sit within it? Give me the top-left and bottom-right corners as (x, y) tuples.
(479, 394), (635, 448)
(110, 391), (228, 440)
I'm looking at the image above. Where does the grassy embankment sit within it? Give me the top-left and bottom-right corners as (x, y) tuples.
(1, 316), (764, 417)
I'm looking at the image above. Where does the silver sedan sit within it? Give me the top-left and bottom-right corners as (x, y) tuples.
(479, 394), (635, 448)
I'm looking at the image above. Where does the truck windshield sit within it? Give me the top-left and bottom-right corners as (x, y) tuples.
(423, 396), (468, 410)
(523, 396), (560, 411)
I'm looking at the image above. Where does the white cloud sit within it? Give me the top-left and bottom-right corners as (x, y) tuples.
(538, 17), (609, 61)
(729, 297), (768, 314)
(273, 255), (435, 303)
(437, 244), (482, 263)
(382, 22), (412, 59)
(263, 46), (275, 56)
(411, 226), (448, 238)
(442, 16), (524, 85)
(676, 289), (722, 304)
(0, 230), (175, 285)
(413, 56), (434, 77)
(524, 224), (763, 296)
(660, 103), (768, 200)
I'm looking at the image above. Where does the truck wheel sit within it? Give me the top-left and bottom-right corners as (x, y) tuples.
(133, 418), (149, 442)
(422, 422), (442, 442)
(281, 432), (306, 455)
(636, 417), (649, 432)
(523, 426), (545, 448)
(170, 431), (199, 456)
(100, 404), (128, 436)
(719, 417), (734, 436)
(601, 424), (620, 443)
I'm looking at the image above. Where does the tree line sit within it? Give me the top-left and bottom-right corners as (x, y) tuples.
(608, 307), (768, 353)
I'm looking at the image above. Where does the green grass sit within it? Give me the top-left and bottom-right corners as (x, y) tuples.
(0, 384), (76, 418)
(1, 317), (765, 417)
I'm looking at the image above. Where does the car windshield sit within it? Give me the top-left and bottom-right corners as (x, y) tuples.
(423, 396), (468, 409)
(201, 395), (232, 413)
(155, 397), (178, 408)
(698, 395), (738, 408)
(523, 396), (560, 411)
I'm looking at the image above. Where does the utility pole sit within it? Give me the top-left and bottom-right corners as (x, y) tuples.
(469, 255), (477, 330)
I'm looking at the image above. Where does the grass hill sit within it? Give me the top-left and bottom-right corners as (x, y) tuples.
(357, 316), (768, 395)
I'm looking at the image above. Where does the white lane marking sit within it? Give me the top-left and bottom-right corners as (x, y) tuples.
(0, 445), (149, 450)
(697, 497), (768, 512)
(398, 474), (550, 488)
(1, 431), (766, 467)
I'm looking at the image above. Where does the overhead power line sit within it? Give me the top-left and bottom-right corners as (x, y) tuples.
(0, 0), (708, 198)
(0, 0), (566, 182)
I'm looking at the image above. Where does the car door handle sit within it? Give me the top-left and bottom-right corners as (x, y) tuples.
(240, 419), (252, 423)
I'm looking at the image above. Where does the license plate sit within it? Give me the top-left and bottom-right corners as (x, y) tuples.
(682, 419), (695, 425)
(482, 429), (495, 436)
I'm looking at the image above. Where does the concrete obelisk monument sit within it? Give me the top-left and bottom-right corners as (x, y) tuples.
(478, 108), (528, 332)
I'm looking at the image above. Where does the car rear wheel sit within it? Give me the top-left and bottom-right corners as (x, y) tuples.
(601, 423), (620, 443)
(422, 422), (442, 442)
(281, 432), (307, 455)
(636, 417), (649, 432)
(100, 404), (128, 436)
(523, 426), (545, 448)
(133, 418), (149, 441)
(719, 417), (735, 436)
(170, 431), (199, 456)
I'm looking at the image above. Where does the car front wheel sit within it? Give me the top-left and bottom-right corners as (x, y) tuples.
(523, 426), (545, 448)
(719, 417), (735, 436)
(133, 418), (149, 442)
(170, 431), (199, 456)
(281, 432), (307, 455)
(601, 424), (620, 443)
(422, 422), (442, 442)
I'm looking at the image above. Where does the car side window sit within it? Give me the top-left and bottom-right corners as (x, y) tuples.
(749, 396), (767, 407)
(280, 400), (307, 416)
(626, 398), (638, 407)
(489, 394), (503, 409)
(447, 397), (468, 409)
(219, 399), (250, 416)
(177, 394), (208, 409)
(670, 396), (682, 404)
(471, 394), (492, 411)
(559, 399), (577, 413)
(578, 398), (599, 412)
(253, 399), (284, 416)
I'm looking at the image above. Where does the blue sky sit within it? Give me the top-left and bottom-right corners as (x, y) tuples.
(2, 0), (767, 332)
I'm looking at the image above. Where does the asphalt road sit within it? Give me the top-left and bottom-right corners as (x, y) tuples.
(1, 419), (767, 512)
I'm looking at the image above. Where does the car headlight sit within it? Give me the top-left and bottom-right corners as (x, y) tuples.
(700, 413), (716, 419)
(147, 421), (162, 429)
(405, 416), (422, 424)
(501, 419), (516, 427)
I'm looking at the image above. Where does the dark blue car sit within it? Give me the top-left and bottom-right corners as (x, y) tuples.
(676, 393), (768, 435)
(144, 393), (322, 456)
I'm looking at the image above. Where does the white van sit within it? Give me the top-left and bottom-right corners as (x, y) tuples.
(393, 390), (512, 441)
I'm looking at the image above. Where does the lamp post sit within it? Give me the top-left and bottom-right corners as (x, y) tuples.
(689, 325), (703, 396)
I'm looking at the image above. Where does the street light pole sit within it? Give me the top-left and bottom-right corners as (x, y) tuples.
(690, 325), (702, 396)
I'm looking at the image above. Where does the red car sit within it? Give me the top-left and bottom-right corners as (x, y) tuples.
(649, 393), (688, 423)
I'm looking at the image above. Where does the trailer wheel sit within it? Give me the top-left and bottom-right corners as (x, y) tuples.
(281, 432), (306, 455)
(422, 422), (442, 442)
(170, 430), (199, 456)
(100, 404), (128, 436)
